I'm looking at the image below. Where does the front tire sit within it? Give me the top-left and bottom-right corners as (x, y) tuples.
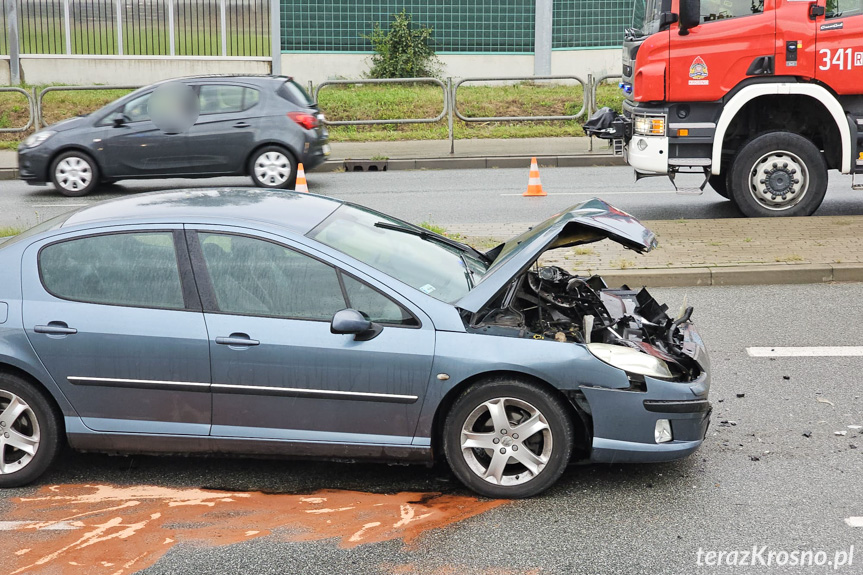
(708, 174), (730, 199)
(0, 374), (62, 488)
(443, 378), (575, 499)
(729, 132), (827, 217)
(248, 146), (297, 190)
(51, 151), (99, 197)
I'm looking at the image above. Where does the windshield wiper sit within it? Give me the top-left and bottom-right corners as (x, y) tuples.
(373, 221), (489, 263)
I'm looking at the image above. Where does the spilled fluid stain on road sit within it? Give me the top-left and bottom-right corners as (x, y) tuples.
(2, 484), (506, 575)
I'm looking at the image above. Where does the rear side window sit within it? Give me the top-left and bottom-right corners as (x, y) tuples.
(199, 85), (259, 115)
(277, 80), (314, 107)
(39, 232), (185, 310)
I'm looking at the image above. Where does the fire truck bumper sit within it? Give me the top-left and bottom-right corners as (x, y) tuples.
(625, 135), (669, 175)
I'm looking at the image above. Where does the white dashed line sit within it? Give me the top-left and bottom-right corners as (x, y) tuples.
(29, 204), (89, 208)
(845, 517), (863, 527)
(499, 191), (677, 197)
(747, 347), (863, 358)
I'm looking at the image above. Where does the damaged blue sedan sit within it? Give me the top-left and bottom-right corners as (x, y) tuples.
(0, 190), (710, 498)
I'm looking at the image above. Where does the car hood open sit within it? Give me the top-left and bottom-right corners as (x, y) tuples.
(456, 198), (658, 314)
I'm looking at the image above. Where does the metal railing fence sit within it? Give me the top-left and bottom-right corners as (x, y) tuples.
(35, 84), (140, 129)
(314, 78), (448, 126)
(0, 86), (34, 132)
(453, 76), (587, 123)
(2, 0), (270, 57)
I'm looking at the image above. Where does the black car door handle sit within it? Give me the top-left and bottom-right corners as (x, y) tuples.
(233, 122), (250, 128)
(215, 334), (260, 347)
(34, 322), (77, 335)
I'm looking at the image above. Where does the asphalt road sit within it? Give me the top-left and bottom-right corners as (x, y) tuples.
(3, 282), (862, 574)
(2, 166), (863, 230)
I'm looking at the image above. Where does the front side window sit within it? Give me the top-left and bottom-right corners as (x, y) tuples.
(342, 275), (417, 326)
(701, 0), (763, 22)
(39, 232), (185, 309)
(122, 93), (151, 122)
(199, 233), (345, 320)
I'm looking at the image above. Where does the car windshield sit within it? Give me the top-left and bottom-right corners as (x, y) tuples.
(309, 204), (488, 303)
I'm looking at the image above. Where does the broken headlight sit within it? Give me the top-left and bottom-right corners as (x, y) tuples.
(587, 343), (674, 379)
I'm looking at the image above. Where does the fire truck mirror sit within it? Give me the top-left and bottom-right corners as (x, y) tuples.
(679, 0), (702, 35)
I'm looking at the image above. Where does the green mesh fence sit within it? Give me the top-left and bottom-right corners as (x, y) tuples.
(553, 0), (632, 49)
(281, 0), (631, 53)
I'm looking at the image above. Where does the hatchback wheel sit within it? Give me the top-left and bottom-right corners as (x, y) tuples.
(0, 374), (62, 488)
(249, 146), (297, 190)
(51, 151), (99, 197)
(443, 379), (575, 499)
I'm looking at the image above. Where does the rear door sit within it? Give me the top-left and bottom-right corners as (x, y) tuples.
(814, 0), (863, 94)
(186, 227), (436, 446)
(22, 227), (211, 435)
(182, 84), (261, 174)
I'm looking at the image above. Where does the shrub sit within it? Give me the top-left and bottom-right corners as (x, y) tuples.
(364, 10), (442, 79)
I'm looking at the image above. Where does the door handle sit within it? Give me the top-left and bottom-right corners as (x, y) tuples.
(233, 122), (250, 128)
(215, 333), (260, 347)
(34, 322), (78, 335)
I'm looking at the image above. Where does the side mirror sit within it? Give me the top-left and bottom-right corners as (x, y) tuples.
(111, 113), (129, 127)
(678, 0), (701, 35)
(330, 309), (382, 341)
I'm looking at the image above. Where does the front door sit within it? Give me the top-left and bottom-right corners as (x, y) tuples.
(101, 91), (192, 178)
(22, 228), (211, 434)
(668, 0), (775, 102)
(187, 229), (435, 446)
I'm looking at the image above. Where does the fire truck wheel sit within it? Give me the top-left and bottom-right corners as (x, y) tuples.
(729, 132), (827, 217)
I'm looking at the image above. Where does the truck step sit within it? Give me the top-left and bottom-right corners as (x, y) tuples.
(674, 187), (705, 196)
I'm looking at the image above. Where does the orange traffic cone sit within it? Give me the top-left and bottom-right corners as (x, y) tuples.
(295, 163), (309, 193)
(523, 157), (546, 197)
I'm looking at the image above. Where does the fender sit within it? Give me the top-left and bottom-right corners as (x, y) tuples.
(712, 83), (852, 175)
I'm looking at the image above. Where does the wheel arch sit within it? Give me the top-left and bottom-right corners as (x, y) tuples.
(429, 370), (592, 462)
(48, 146), (103, 176)
(712, 83), (852, 175)
(0, 360), (68, 435)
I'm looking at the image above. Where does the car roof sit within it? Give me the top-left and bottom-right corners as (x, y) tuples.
(60, 188), (344, 235)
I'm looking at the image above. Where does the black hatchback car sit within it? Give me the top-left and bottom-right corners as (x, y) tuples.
(17, 75), (330, 197)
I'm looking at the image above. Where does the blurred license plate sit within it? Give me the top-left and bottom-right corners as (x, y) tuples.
(322, 144), (331, 156)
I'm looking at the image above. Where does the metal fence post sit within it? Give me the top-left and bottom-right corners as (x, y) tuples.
(271, 0), (282, 75)
(220, 0), (227, 57)
(447, 77), (455, 155)
(32, 87), (39, 130)
(533, 0), (553, 76)
(586, 73), (594, 118)
(6, 0), (19, 85)
(168, 0), (175, 56)
(63, 0), (72, 54)
(116, 0), (124, 55)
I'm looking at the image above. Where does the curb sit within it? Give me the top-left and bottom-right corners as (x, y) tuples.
(596, 263), (863, 288)
(0, 168), (18, 181)
(317, 154), (625, 173)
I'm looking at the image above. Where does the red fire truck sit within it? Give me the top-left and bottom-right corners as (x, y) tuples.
(604, 0), (863, 217)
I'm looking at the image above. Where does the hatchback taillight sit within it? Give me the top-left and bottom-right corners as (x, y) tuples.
(288, 111), (319, 130)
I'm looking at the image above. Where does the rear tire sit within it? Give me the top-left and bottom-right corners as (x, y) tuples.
(443, 378), (574, 499)
(50, 151), (99, 197)
(248, 146), (297, 190)
(729, 132), (827, 217)
(0, 373), (62, 488)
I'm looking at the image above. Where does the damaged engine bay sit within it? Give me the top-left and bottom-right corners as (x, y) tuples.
(470, 265), (701, 381)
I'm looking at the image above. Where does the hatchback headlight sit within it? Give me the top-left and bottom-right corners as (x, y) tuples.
(633, 116), (665, 136)
(587, 343), (673, 379)
(22, 130), (56, 148)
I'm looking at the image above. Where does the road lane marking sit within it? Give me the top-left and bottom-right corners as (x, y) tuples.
(0, 521), (81, 531)
(845, 517), (863, 527)
(29, 204), (89, 208)
(747, 347), (863, 357)
(500, 191), (678, 197)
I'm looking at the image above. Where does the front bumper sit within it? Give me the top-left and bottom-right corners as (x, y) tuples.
(17, 145), (51, 184)
(625, 135), (669, 175)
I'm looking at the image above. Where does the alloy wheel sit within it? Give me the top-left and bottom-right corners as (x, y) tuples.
(0, 390), (41, 475)
(460, 397), (552, 486)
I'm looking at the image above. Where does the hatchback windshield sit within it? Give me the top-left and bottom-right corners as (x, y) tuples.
(310, 205), (487, 303)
